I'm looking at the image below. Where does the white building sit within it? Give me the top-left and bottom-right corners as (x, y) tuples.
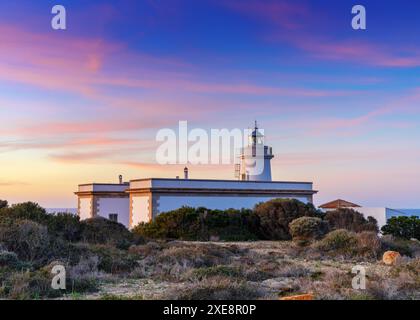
(75, 125), (317, 229)
(236, 121), (274, 181)
(319, 199), (420, 230)
(75, 178), (316, 229)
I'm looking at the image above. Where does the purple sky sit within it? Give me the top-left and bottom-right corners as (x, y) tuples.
(0, 0), (419, 208)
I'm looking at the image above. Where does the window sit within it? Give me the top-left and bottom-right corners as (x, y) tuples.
(109, 213), (118, 222)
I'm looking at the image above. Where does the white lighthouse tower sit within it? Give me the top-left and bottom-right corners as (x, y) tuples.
(236, 122), (274, 181)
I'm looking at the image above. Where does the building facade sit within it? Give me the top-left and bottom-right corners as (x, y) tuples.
(75, 124), (318, 229)
(319, 199), (420, 230)
(75, 178), (317, 229)
(75, 183), (130, 227)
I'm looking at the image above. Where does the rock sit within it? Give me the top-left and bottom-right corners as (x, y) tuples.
(280, 293), (314, 300)
(382, 251), (401, 265)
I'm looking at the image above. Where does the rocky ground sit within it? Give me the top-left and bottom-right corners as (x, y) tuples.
(62, 241), (420, 300)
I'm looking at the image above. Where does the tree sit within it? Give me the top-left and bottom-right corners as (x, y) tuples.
(0, 200), (7, 210)
(324, 209), (378, 233)
(381, 216), (420, 240)
(254, 198), (321, 240)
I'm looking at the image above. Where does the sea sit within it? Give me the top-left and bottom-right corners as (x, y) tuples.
(46, 208), (78, 215)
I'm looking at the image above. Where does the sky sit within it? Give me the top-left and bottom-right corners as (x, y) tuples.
(0, 0), (419, 208)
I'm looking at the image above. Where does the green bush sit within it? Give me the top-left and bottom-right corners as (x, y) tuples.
(77, 243), (138, 274)
(191, 266), (243, 280)
(0, 202), (50, 225)
(380, 235), (420, 257)
(289, 216), (328, 245)
(133, 207), (259, 241)
(381, 216), (420, 240)
(46, 213), (83, 242)
(175, 276), (260, 300)
(315, 229), (382, 259)
(0, 219), (50, 264)
(133, 207), (200, 240)
(0, 200), (7, 210)
(133, 199), (324, 241)
(80, 217), (134, 248)
(254, 199), (321, 240)
(0, 202), (83, 242)
(354, 231), (382, 259)
(0, 251), (22, 269)
(1, 269), (61, 299)
(315, 229), (358, 256)
(324, 209), (378, 233)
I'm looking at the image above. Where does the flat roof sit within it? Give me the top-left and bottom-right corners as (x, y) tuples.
(76, 183), (129, 194)
(76, 178), (316, 194)
(128, 178), (315, 193)
(129, 178), (313, 184)
(78, 183), (129, 186)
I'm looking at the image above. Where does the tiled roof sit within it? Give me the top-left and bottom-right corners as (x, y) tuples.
(319, 199), (361, 209)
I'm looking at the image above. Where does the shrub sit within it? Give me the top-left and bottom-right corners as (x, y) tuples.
(45, 213), (83, 242)
(133, 207), (200, 240)
(0, 200), (7, 210)
(254, 199), (321, 240)
(131, 242), (237, 280)
(324, 209), (378, 233)
(381, 216), (420, 240)
(2, 269), (61, 299)
(0, 202), (84, 242)
(0, 202), (50, 225)
(191, 266), (243, 280)
(0, 219), (50, 264)
(355, 231), (382, 259)
(174, 276), (261, 300)
(133, 207), (259, 241)
(380, 235), (420, 257)
(315, 229), (382, 259)
(77, 243), (138, 274)
(315, 229), (358, 256)
(0, 251), (22, 269)
(80, 217), (134, 248)
(289, 216), (328, 245)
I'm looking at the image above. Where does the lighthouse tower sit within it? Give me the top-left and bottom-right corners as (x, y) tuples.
(236, 122), (274, 181)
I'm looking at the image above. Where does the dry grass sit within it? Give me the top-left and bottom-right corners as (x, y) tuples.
(52, 240), (420, 300)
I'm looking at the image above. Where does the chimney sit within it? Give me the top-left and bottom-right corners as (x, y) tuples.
(184, 167), (189, 179)
(118, 175), (123, 184)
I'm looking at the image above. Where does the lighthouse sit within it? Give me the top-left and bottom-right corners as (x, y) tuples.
(237, 122), (274, 181)
(76, 121), (318, 229)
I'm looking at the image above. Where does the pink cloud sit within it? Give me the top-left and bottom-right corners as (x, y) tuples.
(308, 88), (420, 134)
(274, 148), (420, 166)
(0, 23), (359, 99)
(223, 0), (312, 30)
(287, 37), (420, 68)
(225, 1), (420, 68)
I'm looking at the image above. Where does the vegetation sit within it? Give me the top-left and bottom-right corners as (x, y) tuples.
(289, 216), (328, 245)
(0, 197), (418, 300)
(324, 208), (378, 233)
(381, 216), (420, 240)
(0, 200), (7, 210)
(0, 200), (142, 299)
(132, 206), (259, 241)
(253, 199), (321, 240)
(315, 229), (358, 255)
